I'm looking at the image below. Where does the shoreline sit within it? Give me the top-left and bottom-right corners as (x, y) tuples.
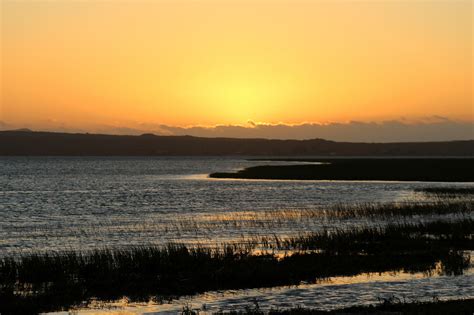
(210, 158), (474, 182)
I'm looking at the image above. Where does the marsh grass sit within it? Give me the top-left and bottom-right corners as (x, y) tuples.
(144, 200), (474, 234)
(4, 199), (471, 258)
(268, 219), (474, 252)
(322, 200), (472, 219)
(1, 219), (472, 314)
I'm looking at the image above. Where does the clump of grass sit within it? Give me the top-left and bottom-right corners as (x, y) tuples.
(327, 200), (472, 219)
(272, 219), (474, 253)
(1, 249), (468, 314)
(161, 200), (473, 235)
(1, 219), (472, 314)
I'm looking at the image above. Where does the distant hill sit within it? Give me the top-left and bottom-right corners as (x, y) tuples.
(0, 130), (472, 156)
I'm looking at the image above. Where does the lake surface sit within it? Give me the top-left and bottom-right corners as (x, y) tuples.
(1, 157), (473, 313)
(0, 156), (471, 255)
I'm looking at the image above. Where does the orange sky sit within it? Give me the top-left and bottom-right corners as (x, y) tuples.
(1, 0), (472, 130)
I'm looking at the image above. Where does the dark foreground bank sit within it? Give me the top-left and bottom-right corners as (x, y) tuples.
(210, 158), (474, 181)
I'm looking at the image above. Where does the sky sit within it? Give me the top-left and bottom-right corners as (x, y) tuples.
(1, 0), (473, 141)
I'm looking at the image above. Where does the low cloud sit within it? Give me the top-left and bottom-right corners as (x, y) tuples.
(2, 117), (473, 142)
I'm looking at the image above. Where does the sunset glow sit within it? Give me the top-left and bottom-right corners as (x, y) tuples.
(1, 0), (472, 131)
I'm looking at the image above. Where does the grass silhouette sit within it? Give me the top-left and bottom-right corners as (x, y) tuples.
(1, 219), (472, 314)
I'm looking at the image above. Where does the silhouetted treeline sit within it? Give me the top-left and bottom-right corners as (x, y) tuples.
(0, 130), (473, 156)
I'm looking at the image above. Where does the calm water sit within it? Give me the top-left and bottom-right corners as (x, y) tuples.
(0, 156), (471, 255)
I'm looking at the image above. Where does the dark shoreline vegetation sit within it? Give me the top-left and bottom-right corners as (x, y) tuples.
(210, 158), (474, 182)
(1, 217), (473, 314)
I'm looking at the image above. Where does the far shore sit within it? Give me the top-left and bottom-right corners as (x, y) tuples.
(210, 158), (474, 182)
